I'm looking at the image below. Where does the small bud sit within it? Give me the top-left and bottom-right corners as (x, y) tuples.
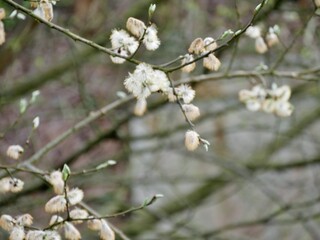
(155, 194), (164, 198)
(7, 145), (24, 160)
(254, 3), (262, 13)
(126, 17), (146, 38)
(33, 116), (40, 129)
(203, 54), (221, 71)
(30, 90), (40, 103)
(185, 130), (200, 151)
(266, 31), (279, 47)
(107, 160), (117, 165)
(116, 91), (127, 99)
(235, 29), (242, 36)
(19, 99), (28, 113)
(62, 164), (71, 181)
(181, 54), (196, 73)
(255, 37), (268, 54)
(188, 38), (205, 55)
(220, 29), (234, 39)
(9, 10), (17, 18)
(134, 98), (147, 116)
(17, 13), (26, 20)
(148, 4), (156, 20)
(182, 104), (200, 121)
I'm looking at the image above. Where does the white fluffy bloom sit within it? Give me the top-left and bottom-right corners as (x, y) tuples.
(152, 70), (170, 92)
(45, 195), (67, 213)
(143, 25), (160, 51)
(239, 84), (293, 117)
(16, 214), (33, 226)
(245, 26), (261, 39)
(100, 220), (115, 240)
(0, 177), (11, 193)
(134, 98), (147, 116)
(268, 84), (291, 101)
(0, 214), (16, 232)
(275, 101), (294, 117)
(262, 99), (276, 113)
(182, 104), (200, 121)
(110, 29), (138, 54)
(255, 37), (268, 54)
(67, 188), (84, 205)
(7, 145), (24, 160)
(181, 54), (196, 73)
(185, 130), (200, 151)
(110, 29), (130, 48)
(126, 17), (146, 38)
(124, 63), (169, 99)
(122, 35), (139, 54)
(175, 84), (196, 104)
(64, 222), (81, 240)
(3, 177), (24, 192)
(110, 48), (128, 64)
(124, 73), (151, 99)
(246, 99), (261, 112)
(48, 171), (65, 195)
(70, 208), (89, 224)
(203, 53), (221, 71)
(9, 226), (25, 240)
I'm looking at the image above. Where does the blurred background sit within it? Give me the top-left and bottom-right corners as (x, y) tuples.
(1, 0), (320, 239)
